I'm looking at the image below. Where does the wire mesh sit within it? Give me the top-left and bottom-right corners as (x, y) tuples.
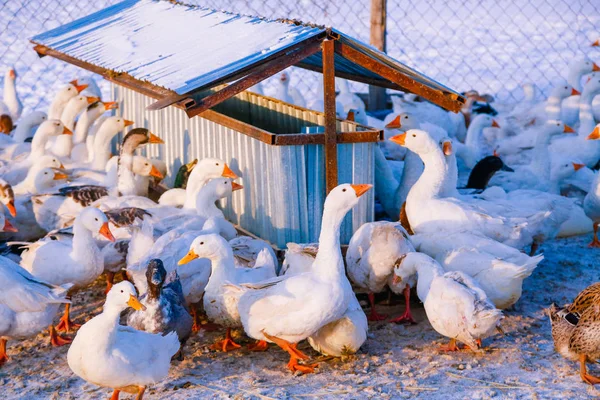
(1, 0), (599, 115)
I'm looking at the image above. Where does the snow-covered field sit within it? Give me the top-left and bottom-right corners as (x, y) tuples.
(2, 234), (600, 399)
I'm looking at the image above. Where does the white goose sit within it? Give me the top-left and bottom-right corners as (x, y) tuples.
(67, 281), (179, 400)
(47, 82), (88, 120)
(89, 116), (133, 171)
(0, 111), (48, 160)
(51, 95), (98, 158)
(392, 252), (503, 351)
(0, 67), (22, 120)
(561, 56), (599, 127)
(227, 183), (371, 374)
(71, 100), (117, 163)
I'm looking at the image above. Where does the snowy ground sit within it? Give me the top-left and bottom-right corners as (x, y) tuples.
(3, 233), (600, 399)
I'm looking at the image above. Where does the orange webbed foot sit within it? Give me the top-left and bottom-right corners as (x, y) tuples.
(287, 358), (318, 374)
(588, 240), (600, 248)
(55, 315), (81, 333)
(439, 339), (460, 352)
(248, 340), (269, 352)
(210, 335), (241, 352)
(582, 373), (600, 385)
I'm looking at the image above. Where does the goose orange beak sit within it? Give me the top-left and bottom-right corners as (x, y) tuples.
(8, 69), (16, 80)
(74, 83), (88, 93)
(222, 164), (238, 179)
(442, 141), (453, 156)
(149, 165), (163, 179)
(390, 132), (407, 146)
(573, 163), (585, 171)
(592, 39), (600, 47)
(124, 119), (134, 127)
(127, 294), (146, 311)
(346, 110), (355, 122)
(350, 184), (372, 198)
(104, 101), (118, 110)
(2, 219), (17, 232)
(178, 250), (199, 265)
(232, 182), (244, 192)
(587, 126), (600, 140)
(98, 222), (115, 242)
(563, 125), (575, 133)
(593, 63), (600, 72)
(6, 201), (16, 218)
(86, 96), (100, 104)
(148, 133), (164, 144)
(571, 88), (581, 96)
(186, 159), (198, 172)
(385, 115), (402, 129)
(491, 120), (500, 128)
(63, 126), (73, 135)
(53, 172), (68, 180)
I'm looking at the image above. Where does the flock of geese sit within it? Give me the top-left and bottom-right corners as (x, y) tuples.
(1, 52), (600, 398)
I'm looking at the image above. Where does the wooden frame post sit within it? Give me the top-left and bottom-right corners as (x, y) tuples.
(322, 39), (338, 194)
(369, 0), (387, 111)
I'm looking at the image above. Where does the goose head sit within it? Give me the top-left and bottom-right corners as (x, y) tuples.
(569, 56), (600, 78)
(105, 281), (145, 313)
(466, 156), (514, 190)
(469, 114), (499, 132)
(70, 77), (100, 97)
(5, 67), (16, 81)
(36, 120), (72, 138)
(86, 100), (117, 119)
(544, 120), (575, 137)
(22, 111), (47, 127)
(323, 182), (372, 215)
(33, 167), (68, 192)
(132, 156), (163, 179)
(99, 116), (134, 137)
(0, 179), (15, 217)
(586, 124), (600, 140)
(346, 108), (368, 126)
(582, 75), (600, 99)
(385, 112), (419, 131)
(194, 158), (238, 180)
(120, 128), (164, 155)
(179, 233), (229, 265)
(78, 207), (115, 242)
(201, 177), (243, 200)
(550, 81), (580, 98)
(63, 95), (100, 119)
(279, 72), (290, 86)
(551, 160), (583, 183)
(146, 259), (166, 299)
(390, 128), (439, 155)
(55, 83), (88, 104)
(0, 211), (17, 232)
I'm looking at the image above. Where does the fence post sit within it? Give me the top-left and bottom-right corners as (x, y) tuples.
(369, 0), (387, 111)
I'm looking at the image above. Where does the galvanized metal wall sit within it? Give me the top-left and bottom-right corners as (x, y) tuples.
(113, 84), (374, 247)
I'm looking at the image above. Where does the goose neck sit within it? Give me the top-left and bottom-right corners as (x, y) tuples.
(91, 126), (119, 170)
(313, 201), (347, 280)
(567, 69), (583, 91)
(409, 148), (448, 200)
(544, 96), (563, 120)
(29, 131), (52, 160)
(184, 176), (210, 209)
(72, 218), (100, 266)
(194, 190), (224, 218)
(117, 154), (137, 195)
(74, 111), (100, 144)
(205, 246), (237, 288)
(579, 92), (598, 137)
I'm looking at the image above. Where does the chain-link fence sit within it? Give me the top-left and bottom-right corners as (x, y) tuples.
(1, 0), (599, 115)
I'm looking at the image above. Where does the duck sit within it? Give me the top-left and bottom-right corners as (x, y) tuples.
(567, 301), (600, 385)
(50, 95), (99, 158)
(67, 281), (179, 400)
(276, 71), (305, 107)
(101, 155), (164, 196)
(71, 100), (118, 162)
(392, 252), (503, 351)
(464, 156), (514, 190)
(346, 221), (416, 322)
(560, 56), (599, 127)
(411, 231), (543, 309)
(0, 256), (72, 366)
(20, 207), (115, 332)
(547, 303), (579, 362)
(282, 242), (367, 357)
(47, 82), (88, 120)
(173, 159), (197, 189)
(158, 158), (238, 208)
(127, 259), (193, 360)
(225, 183), (371, 373)
(88, 116), (133, 170)
(335, 78), (365, 114)
(0, 120), (71, 185)
(0, 67), (22, 120)
(177, 233), (277, 351)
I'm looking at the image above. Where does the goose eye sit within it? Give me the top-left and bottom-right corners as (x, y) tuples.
(145, 163), (148, 166)
(95, 218), (98, 221)
(404, 115), (408, 119)
(68, 88), (71, 91)
(120, 290), (123, 293)
(200, 242), (204, 245)
(412, 134), (416, 137)
(216, 163), (219, 166)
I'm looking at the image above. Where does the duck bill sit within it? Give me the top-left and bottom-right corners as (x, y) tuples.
(104, 101), (118, 110)
(2, 219), (17, 232)
(346, 110), (355, 122)
(186, 159), (198, 172)
(222, 164), (238, 179)
(63, 126), (73, 135)
(491, 120), (500, 128)
(563, 125), (576, 133)
(573, 163), (585, 171)
(6, 201), (16, 217)
(149, 165), (163, 179)
(74, 83), (88, 93)
(390, 132), (407, 146)
(86, 96), (100, 105)
(385, 115), (401, 129)
(232, 182), (244, 192)
(178, 250), (199, 265)
(148, 133), (164, 144)
(53, 172), (68, 180)
(127, 294), (146, 311)
(501, 164), (514, 172)
(98, 222), (116, 242)
(124, 119), (134, 127)
(594, 63), (600, 72)
(442, 141), (453, 156)
(571, 88), (581, 96)
(350, 184), (372, 198)
(586, 127), (600, 140)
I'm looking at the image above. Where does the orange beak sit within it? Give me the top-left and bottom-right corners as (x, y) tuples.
(493, 149), (499, 157)
(571, 88), (581, 96)
(222, 164), (238, 179)
(385, 115), (402, 129)
(587, 126), (600, 140)
(563, 125), (576, 133)
(149, 164), (163, 179)
(59, 162), (65, 169)
(53, 172), (68, 180)
(442, 141), (453, 156)
(86, 96), (100, 104)
(98, 222), (115, 242)
(104, 101), (118, 110)
(573, 163), (585, 171)
(390, 132), (407, 146)
(593, 63), (600, 72)
(148, 133), (164, 144)
(63, 126), (73, 135)
(74, 83), (88, 93)
(6, 201), (16, 218)
(8, 69), (16, 80)
(124, 119), (134, 127)
(592, 39), (600, 47)
(491, 120), (500, 128)
(350, 184), (372, 198)
(346, 110), (355, 122)
(232, 182), (244, 191)
(2, 218), (17, 232)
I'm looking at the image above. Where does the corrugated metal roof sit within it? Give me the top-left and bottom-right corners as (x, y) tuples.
(31, 0), (463, 107)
